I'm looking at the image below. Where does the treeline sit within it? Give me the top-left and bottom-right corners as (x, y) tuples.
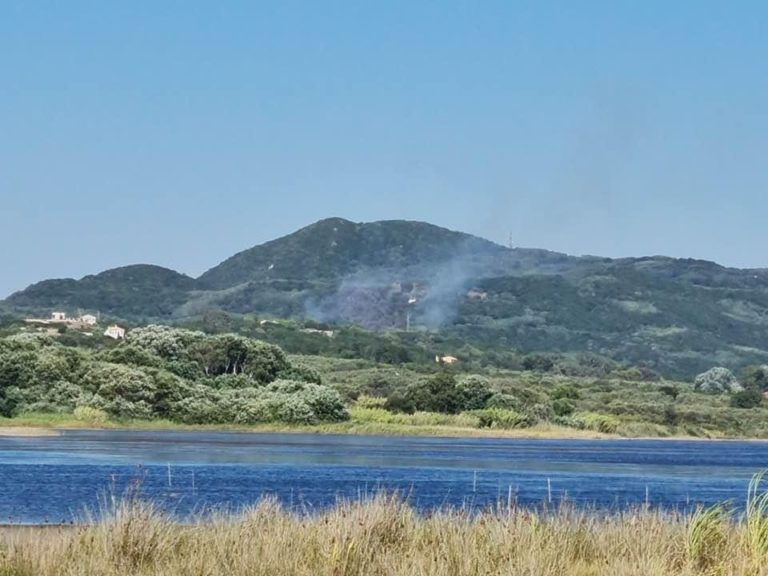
(180, 311), (661, 381)
(0, 326), (348, 425)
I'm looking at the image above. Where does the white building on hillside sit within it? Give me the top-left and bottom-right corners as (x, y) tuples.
(80, 314), (98, 326)
(51, 312), (67, 322)
(104, 325), (126, 340)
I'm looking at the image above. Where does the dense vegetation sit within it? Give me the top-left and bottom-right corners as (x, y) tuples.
(5, 217), (768, 378)
(0, 327), (348, 426)
(2, 319), (768, 438)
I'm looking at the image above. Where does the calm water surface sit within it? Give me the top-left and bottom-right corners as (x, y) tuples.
(0, 429), (767, 523)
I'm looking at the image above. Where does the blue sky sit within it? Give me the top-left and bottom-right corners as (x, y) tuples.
(1, 1), (766, 297)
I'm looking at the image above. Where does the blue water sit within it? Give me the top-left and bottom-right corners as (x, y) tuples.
(0, 430), (767, 523)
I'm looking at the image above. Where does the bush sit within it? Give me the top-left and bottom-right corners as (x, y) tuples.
(659, 385), (680, 400)
(455, 376), (494, 410)
(552, 415), (586, 429)
(389, 373), (497, 415)
(742, 365), (768, 391)
(384, 390), (416, 414)
(485, 393), (521, 411)
(551, 385), (580, 400)
(170, 391), (224, 424)
(277, 363), (322, 384)
(355, 395), (388, 409)
(127, 325), (204, 361)
(360, 370), (409, 397)
(470, 408), (533, 429)
(576, 413), (621, 434)
(73, 406), (109, 424)
(266, 380), (349, 423)
(552, 398), (575, 417)
(80, 363), (157, 419)
(521, 353), (555, 372)
(392, 373), (462, 414)
(98, 345), (161, 369)
(730, 389), (763, 409)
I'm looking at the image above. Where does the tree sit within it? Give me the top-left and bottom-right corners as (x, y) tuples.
(693, 367), (742, 394)
(80, 362), (157, 418)
(742, 366), (768, 391)
(552, 398), (575, 417)
(730, 389), (763, 409)
(126, 325), (204, 361)
(659, 385), (680, 400)
(456, 376), (493, 410)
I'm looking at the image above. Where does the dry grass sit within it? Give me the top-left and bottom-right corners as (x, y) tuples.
(3, 492), (768, 576)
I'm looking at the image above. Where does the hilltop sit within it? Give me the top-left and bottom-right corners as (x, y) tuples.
(4, 217), (768, 378)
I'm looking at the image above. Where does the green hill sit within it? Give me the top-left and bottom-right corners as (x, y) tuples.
(4, 217), (768, 378)
(5, 265), (197, 321)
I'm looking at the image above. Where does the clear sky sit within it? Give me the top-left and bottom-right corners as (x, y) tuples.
(1, 1), (766, 297)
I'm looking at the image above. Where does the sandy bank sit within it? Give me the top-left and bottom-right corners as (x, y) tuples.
(0, 427), (60, 437)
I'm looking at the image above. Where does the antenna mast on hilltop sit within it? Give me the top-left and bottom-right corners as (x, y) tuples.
(508, 232), (515, 249)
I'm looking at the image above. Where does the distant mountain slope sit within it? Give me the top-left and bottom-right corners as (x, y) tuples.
(5, 265), (197, 320)
(4, 217), (768, 377)
(198, 217), (577, 289)
(451, 268), (768, 377)
(187, 217), (585, 327)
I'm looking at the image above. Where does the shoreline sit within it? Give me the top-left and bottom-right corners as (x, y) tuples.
(0, 415), (765, 442)
(0, 427), (60, 437)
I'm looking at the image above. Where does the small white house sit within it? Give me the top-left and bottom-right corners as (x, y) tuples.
(51, 312), (67, 322)
(104, 325), (126, 340)
(80, 314), (98, 326)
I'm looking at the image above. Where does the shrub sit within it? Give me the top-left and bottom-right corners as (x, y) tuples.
(208, 374), (260, 390)
(394, 373), (462, 414)
(98, 345), (162, 369)
(170, 390), (224, 424)
(730, 389), (763, 409)
(360, 370), (409, 397)
(73, 406), (109, 425)
(277, 363), (322, 384)
(384, 390), (416, 414)
(521, 353), (555, 372)
(485, 393), (521, 411)
(266, 380), (349, 422)
(552, 415), (586, 429)
(355, 395), (388, 409)
(270, 395), (317, 424)
(525, 402), (554, 422)
(456, 376), (494, 410)
(743, 366), (768, 391)
(80, 363), (157, 418)
(576, 413), (621, 434)
(551, 385), (580, 400)
(470, 408), (533, 429)
(659, 385), (680, 400)
(552, 398), (575, 417)
(127, 325), (205, 361)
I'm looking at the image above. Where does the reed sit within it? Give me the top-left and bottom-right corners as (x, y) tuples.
(3, 478), (768, 575)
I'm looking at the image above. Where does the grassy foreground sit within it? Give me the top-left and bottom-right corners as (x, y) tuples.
(3, 488), (768, 576)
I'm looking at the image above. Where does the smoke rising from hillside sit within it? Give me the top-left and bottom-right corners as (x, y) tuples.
(304, 241), (490, 330)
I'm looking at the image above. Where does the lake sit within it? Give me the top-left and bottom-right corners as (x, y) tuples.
(0, 429), (766, 524)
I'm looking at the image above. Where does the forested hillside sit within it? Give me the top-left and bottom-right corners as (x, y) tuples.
(5, 217), (768, 378)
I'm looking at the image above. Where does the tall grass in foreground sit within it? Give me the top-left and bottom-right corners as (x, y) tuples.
(5, 478), (768, 576)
